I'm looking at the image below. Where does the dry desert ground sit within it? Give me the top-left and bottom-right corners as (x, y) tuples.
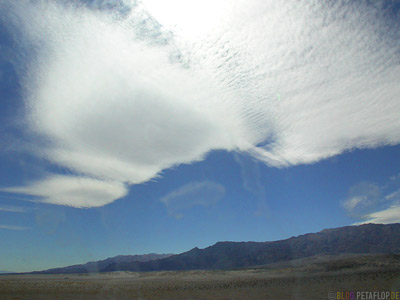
(1, 254), (400, 300)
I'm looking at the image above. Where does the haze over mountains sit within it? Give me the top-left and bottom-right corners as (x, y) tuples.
(31, 254), (173, 275)
(34, 223), (400, 274)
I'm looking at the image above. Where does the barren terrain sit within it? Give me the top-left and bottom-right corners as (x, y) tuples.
(1, 254), (400, 300)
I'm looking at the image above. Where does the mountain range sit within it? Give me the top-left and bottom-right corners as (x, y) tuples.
(32, 253), (173, 274)
(35, 223), (400, 274)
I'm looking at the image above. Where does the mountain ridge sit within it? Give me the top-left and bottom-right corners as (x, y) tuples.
(31, 253), (173, 274)
(34, 223), (400, 274)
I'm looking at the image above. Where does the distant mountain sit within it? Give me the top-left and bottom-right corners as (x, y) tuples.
(0, 270), (15, 274)
(33, 253), (173, 274)
(36, 223), (400, 274)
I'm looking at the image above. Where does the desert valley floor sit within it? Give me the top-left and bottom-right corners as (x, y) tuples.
(1, 254), (400, 300)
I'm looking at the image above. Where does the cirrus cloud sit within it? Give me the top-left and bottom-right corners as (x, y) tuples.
(0, 205), (27, 213)
(344, 174), (400, 224)
(161, 181), (225, 219)
(0, 225), (31, 231)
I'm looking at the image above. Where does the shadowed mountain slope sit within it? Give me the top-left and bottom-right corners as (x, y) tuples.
(37, 223), (400, 273)
(33, 253), (173, 274)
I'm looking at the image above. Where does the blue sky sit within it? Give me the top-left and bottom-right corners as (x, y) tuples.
(1, 0), (400, 272)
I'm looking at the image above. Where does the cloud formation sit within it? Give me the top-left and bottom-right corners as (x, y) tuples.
(357, 206), (400, 225)
(0, 205), (27, 213)
(1, 0), (400, 207)
(342, 182), (381, 217)
(344, 174), (400, 224)
(2, 176), (127, 208)
(161, 181), (225, 218)
(0, 225), (31, 231)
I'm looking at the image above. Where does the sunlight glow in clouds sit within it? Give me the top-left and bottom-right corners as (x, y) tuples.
(141, 0), (231, 39)
(2, 0), (400, 207)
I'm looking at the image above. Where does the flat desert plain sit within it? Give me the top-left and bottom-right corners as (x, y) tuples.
(1, 254), (400, 300)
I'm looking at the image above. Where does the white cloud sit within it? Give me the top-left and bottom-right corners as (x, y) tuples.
(161, 181), (225, 218)
(2, 175), (127, 208)
(342, 182), (381, 216)
(0, 225), (31, 230)
(1, 0), (400, 207)
(385, 189), (400, 201)
(344, 177), (400, 224)
(164, 0), (400, 166)
(343, 196), (367, 212)
(355, 206), (400, 225)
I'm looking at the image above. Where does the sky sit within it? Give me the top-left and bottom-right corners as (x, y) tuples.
(0, 0), (400, 273)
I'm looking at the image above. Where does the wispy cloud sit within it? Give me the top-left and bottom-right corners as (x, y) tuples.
(344, 175), (400, 224)
(0, 225), (31, 231)
(161, 181), (225, 219)
(2, 176), (127, 208)
(0, 205), (27, 213)
(234, 153), (269, 217)
(342, 182), (381, 217)
(1, 0), (400, 207)
(355, 206), (400, 225)
(385, 189), (400, 201)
